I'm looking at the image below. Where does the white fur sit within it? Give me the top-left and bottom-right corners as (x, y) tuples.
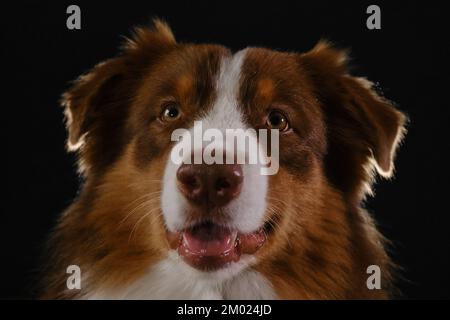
(161, 49), (268, 233)
(153, 50), (271, 298)
(84, 251), (276, 299)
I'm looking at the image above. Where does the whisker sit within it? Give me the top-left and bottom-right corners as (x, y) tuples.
(117, 196), (161, 227)
(266, 196), (290, 208)
(128, 208), (163, 243)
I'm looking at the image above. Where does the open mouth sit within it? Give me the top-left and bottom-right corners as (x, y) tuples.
(167, 221), (266, 271)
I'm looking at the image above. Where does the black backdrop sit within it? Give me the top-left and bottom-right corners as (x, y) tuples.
(2, 0), (449, 299)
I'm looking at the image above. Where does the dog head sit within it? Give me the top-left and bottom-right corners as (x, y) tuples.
(62, 20), (406, 277)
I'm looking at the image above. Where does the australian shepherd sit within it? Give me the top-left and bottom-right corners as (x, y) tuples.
(41, 20), (406, 299)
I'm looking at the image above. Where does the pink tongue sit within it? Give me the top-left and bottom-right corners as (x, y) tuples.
(182, 224), (235, 256)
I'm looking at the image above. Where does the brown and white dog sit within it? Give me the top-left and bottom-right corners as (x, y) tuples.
(42, 20), (406, 299)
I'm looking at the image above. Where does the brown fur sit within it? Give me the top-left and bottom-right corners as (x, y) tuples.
(41, 20), (406, 299)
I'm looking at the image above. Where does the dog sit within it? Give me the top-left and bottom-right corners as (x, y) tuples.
(41, 20), (406, 299)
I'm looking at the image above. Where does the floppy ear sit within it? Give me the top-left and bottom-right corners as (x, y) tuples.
(299, 41), (407, 199)
(61, 19), (176, 174)
(62, 58), (126, 152)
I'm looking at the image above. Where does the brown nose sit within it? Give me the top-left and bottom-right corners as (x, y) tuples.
(176, 163), (243, 208)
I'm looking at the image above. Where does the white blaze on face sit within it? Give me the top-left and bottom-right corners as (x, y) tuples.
(161, 49), (268, 233)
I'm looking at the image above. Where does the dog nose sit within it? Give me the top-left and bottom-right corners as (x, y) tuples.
(176, 163), (243, 208)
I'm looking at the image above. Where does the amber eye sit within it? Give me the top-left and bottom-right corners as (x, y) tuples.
(161, 103), (181, 121)
(266, 110), (290, 131)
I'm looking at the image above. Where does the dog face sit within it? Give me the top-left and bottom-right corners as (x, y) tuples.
(61, 21), (405, 277)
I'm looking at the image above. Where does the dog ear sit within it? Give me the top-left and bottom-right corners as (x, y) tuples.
(299, 41), (407, 198)
(61, 19), (176, 174)
(61, 58), (126, 152)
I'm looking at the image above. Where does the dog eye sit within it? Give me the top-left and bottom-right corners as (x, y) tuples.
(161, 103), (181, 121)
(266, 110), (289, 131)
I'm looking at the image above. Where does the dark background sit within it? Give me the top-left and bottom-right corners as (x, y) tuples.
(1, 0), (449, 299)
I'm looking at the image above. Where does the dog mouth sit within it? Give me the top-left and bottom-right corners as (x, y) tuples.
(167, 220), (266, 271)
